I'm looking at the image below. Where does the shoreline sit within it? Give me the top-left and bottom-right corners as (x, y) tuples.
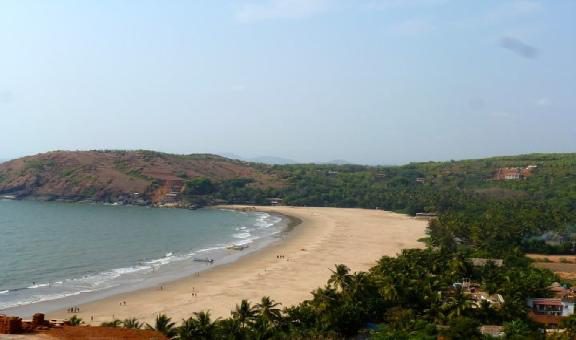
(2, 206), (289, 317)
(25, 206), (426, 325)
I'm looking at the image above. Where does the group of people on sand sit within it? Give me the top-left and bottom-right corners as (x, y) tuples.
(276, 254), (286, 259)
(119, 300), (127, 306)
(67, 306), (80, 313)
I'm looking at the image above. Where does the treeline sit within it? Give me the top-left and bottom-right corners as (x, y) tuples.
(187, 153), (576, 254)
(88, 248), (573, 339)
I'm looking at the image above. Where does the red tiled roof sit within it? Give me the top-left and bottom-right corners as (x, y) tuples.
(532, 298), (562, 306)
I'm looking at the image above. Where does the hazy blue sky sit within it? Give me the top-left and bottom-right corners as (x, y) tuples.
(0, 0), (574, 164)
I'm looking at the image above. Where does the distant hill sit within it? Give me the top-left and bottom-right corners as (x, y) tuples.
(323, 159), (353, 165)
(2, 150), (574, 211)
(218, 153), (297, 165)
(0, 150), (282, 204)
(248, 156), (297, 165)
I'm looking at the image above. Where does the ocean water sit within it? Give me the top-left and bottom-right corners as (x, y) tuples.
(0, 200), (284, 313)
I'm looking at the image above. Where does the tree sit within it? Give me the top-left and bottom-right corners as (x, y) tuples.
(101, 319), (122, 328)
(147, 314), (177, 339)
(68, 315), (82, 326)
(445, 317), (482, 339)
(560, 315), (576, 339)
(328, 264), (352, 292)
(185, 178), (215, 196)
(442, 286), (473, 320)
(123, 317), (143, 329)
(178, 311), (217, 340)
(256, 296), (282, 324)
(232, 299), (257, 328)
(502, 319), (535, 339)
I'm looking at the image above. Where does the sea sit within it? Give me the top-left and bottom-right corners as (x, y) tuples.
(0, 200), (285, 315)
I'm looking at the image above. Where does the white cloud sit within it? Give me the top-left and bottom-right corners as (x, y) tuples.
(236, 0), (331, 22)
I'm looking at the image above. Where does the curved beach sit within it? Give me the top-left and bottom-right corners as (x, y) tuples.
(48, 206), (428, 324)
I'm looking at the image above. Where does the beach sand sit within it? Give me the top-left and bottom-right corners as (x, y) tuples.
(49, 206), (427, 325)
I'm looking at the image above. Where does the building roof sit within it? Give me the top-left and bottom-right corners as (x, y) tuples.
(531, 298), (563, 306)
(479, 325), (505, 337)
(469, 258), (504, 267)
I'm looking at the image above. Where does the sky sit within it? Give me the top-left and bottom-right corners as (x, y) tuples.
(0, 0), (574, 165)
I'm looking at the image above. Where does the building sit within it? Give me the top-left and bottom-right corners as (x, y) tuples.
(266, 198), (283, 206)
(494, 165), (537, 181)
(453, 278), (504, 309)
(527, 298), (573, 316)
(527, 283), (576, 326)
(479, 325), (505, 338)
(469, 258), (504, 267)
(415, 212), (437, 220)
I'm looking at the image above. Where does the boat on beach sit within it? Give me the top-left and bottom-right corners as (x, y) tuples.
(226, 244), (249, 251)
(193, 258), (214, 263)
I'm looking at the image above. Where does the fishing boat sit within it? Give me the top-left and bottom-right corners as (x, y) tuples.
(226, 244), (249, 251)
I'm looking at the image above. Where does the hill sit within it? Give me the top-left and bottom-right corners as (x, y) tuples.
(1, 151), (574, 214)
(0, 150), (282, 205)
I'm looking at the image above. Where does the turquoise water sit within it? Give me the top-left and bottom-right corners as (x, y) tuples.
(0, 200), (283, 312)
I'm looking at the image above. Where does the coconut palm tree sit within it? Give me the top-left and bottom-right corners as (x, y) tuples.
(328, 264), (351, 291)
(146, 314), (177, 339)
(123, 317), (143, 329)
(232, 299), (257, 327)
(255, 296), (282, 324)
(378, 278), (400, 303)
(68, 315), (82, 326)
(443, 287), (472, 320)
(216, 318), (247, 340)
(178, 311), (217, 340)
(101, 319), (122, 328)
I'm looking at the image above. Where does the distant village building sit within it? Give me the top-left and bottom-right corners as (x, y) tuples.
(479, 325), (505, 338)
(415, 212), (437, 220)
(266, 198), (283, 206)
(527, 283), (576, 326)
(469, 258), (504, 267)
(452, 278), (505, 310)
(494, 165), (537, 181)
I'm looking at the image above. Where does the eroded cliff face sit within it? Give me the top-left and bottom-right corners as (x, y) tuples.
(0, 150), (282, 203)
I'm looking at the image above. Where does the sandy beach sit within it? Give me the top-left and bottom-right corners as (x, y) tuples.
(48, 206), (427, 325)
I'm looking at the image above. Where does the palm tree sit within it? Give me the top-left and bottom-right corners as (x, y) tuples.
(147, 313), (177, 339)
(560, 315), (576, 339)
(123, 317), (143, 329)
(68, 315), (82, 326)
(101, 319), (122, 328)
(378, 278), (400, 303)
(502, 319), (532, 339)
(443, 287), (472, 320)
(178, 311), (217, 340)
(232, 299), (257, 327)
(215, 318), (246, 340)
(328, 264), (351, 291)
(255, 296), (282, 324)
